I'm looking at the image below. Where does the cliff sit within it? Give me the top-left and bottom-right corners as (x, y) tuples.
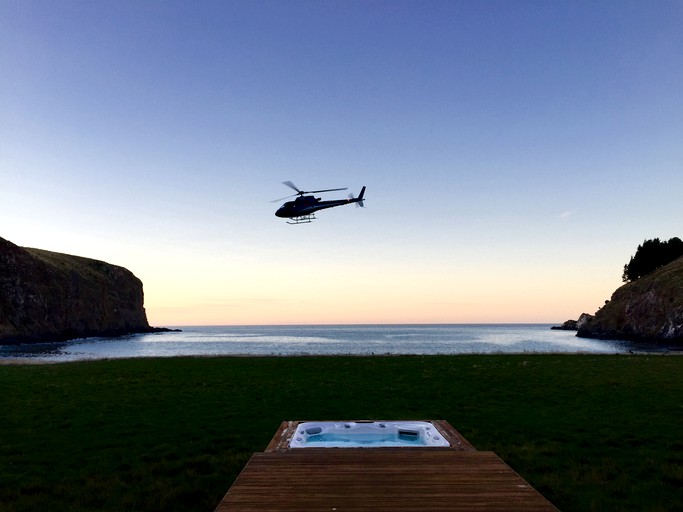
(1, 236), (156, 344)
(577, 256), (683, 344)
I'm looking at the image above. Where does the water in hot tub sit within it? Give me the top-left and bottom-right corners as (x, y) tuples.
(305, 430), (421, 446)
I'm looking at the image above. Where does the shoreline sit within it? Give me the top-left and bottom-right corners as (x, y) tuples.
(3, 350), (680, 366)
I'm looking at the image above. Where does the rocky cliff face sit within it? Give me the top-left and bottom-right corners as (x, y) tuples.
(1, 236), (153, 344)
(577, 256), (683, 344)
(551, 313), (594, 331)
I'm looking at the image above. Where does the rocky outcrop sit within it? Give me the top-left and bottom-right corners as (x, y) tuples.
(1, 236), (160, 344)
(551, 313), (594, 331)
(577, 256), (683, 344)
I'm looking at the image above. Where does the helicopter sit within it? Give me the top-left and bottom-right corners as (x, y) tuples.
(274, 181), (366, 224)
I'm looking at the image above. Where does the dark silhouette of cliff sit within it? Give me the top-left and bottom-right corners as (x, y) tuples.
(1, 236), (163, 344)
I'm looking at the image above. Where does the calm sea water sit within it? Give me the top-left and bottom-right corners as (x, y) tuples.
(0, 324), (645, 362)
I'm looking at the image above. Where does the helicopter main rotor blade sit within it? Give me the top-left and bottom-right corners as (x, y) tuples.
(307, 187), (347, 194)
(280, 181), (347, 197)
(282, 181), (302, 194)
(270, 193), (298, 203)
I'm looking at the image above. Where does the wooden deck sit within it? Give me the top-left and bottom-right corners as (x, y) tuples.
(214, 421), (559, 511)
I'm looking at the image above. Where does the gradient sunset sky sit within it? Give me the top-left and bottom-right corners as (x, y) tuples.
(2, 1), (682, 326)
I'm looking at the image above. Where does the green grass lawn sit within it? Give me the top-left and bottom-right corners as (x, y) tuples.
(1, 355), (682, 511)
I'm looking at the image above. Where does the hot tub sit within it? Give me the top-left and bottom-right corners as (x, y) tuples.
(289, 421), (451, 448)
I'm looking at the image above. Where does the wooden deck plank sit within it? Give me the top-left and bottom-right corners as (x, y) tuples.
(214, 450), (559, 511)
(431, 420), (477, 451)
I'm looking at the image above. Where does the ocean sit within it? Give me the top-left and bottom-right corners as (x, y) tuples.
(0, 324), (646, 362)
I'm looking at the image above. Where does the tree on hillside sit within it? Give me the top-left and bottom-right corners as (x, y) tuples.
(622, 237), (683, 282)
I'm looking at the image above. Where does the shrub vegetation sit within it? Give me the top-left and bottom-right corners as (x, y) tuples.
(622, 237), (683, 282)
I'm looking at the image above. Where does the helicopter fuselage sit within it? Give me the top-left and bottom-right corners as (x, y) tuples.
(275, 195), (351, 218)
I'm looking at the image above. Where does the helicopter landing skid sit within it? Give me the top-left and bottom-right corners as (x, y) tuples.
(287, 214), (316, 224)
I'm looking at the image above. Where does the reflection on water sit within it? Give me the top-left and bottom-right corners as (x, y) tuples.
(0, 324), (664, 363)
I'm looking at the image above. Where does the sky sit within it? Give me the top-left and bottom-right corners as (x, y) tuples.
(1, 0), (682, 326)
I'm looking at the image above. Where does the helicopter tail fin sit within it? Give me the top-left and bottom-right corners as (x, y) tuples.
(356, 186), (366, 207)
(348, 186), (366, 208)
